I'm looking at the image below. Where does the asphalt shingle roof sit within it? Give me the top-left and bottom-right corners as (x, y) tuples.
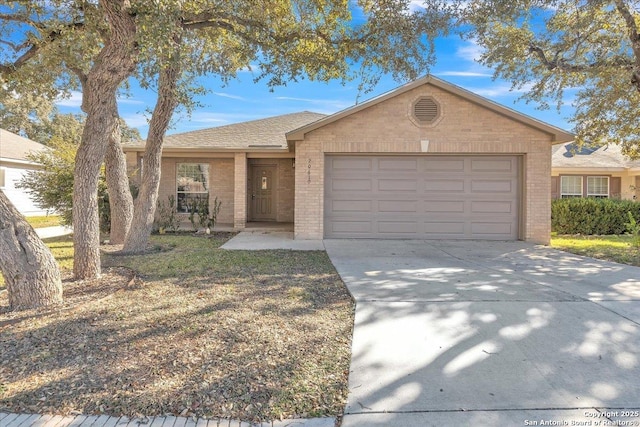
(125, 111), (326, 151)
(0, 128), (48, 162)
(552, 142), (640, 169)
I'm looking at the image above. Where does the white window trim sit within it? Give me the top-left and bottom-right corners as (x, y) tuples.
(176, 163), (210, 213)
(560, 175), (583, 198)
(586, 176), (610, 198)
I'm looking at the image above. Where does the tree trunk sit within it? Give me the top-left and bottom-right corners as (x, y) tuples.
(72, 0), (137, 279)
(105, 119), (133, 245)
(123, 63), (180, 253)
(0, 190), (62, 311)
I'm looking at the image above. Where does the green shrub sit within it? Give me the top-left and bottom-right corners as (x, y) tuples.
(625, 211), (640, 247)
(552, 198), (640, 235)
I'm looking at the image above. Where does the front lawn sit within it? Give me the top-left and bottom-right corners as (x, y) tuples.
(25, 215), (62, 229)
(0, 234), (354, 422)
(551, 234), (640, 267)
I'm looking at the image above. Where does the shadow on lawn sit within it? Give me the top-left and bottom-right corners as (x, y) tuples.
(0, 247), (353, 422)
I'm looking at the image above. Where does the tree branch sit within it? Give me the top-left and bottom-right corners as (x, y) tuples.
(0, 21), (84, 76)
(528, 44), (633, 73)
(613, 0), (640, 91)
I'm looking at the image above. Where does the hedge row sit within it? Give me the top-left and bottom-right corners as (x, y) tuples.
(551, 197), (640, 235)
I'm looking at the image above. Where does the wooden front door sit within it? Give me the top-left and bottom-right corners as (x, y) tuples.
(250, 165), (277, 221)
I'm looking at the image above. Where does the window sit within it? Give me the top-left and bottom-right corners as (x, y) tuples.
(176, 163), (209, 212)
(0, 167), (5, 188)
(560, 176), (582, 198)
(587, 176), (609, 198)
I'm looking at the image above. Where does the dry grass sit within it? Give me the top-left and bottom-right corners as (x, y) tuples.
(0, 234), (354, 422)
(551, 234), (640, 267)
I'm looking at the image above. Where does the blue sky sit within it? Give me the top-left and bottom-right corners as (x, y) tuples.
(55, 35), (576, 139)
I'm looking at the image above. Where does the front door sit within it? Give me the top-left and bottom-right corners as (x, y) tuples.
(250, 165), (277, 221)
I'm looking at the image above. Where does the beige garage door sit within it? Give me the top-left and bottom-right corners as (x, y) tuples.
(324, 155), (520, 240)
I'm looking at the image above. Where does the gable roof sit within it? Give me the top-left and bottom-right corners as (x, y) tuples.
(124, 111), (326, 152)
(286, 75), (574, 143)
(0, 128), (48, 162)
(552, 141), (640, 171)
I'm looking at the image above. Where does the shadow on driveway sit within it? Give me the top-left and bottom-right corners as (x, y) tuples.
(324, 240), (640, 427)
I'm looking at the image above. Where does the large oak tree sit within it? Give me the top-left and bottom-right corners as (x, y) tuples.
(1, 0), (445, 279)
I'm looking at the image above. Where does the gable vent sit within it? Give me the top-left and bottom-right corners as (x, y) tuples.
(413, 97), (439, 123)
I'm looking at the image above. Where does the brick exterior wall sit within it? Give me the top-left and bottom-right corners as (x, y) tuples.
(294, 83), (555, 244)
(233, 153), (247, 229)
(156, 157), (235, 229)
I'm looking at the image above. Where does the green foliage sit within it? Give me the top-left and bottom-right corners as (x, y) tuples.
(432, 0), (640, 157)
(551, 198), (640, 235)
(197, 197), (210, 230)
(155, 195), (180, 233)
(625, 211), (640, 248)
(16, 114), (139, 232)
(185, 195), (223, 232)
(18, 136), (78, 227)
(188, 199), (199, 231)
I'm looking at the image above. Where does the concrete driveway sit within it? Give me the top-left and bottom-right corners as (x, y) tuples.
(324, 240), (640, 427)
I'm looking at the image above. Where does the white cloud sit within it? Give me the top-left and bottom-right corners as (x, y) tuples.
(468, 83), (533, 98)
(117, 97), (145, 105)
(187, 111), (267, 125)
(120, 113), (149, 128)
(457, 41), (485, 63)
(55, 90), (82, 107)
(436, 71), (492, 77)
(212, 91), (246, 100)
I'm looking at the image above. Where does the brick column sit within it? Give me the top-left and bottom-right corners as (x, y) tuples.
(234, 152), (247, 230)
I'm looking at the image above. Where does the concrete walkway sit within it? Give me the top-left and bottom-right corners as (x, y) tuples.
(0, 413), (335, 427)
(34, 225), (72, 239)
(324, 239), (640, 427)
(221, 231), (324, 251)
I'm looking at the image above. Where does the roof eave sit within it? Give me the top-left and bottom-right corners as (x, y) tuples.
(123, 146), (290, 153)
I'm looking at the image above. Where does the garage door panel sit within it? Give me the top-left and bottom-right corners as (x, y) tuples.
(423, 159), (465, 172)
(471, 201), (516, 214)
(471, 221), (514, 236)
(331, 200), (372, 212)
(331, 179), (372, 191)
(379, 158), (418, 171)
(423, 221), (465, 235)
(378, 179), (417, 191)
(325, 155), (519, 240)
(378, 200), (417, 212)
(470, 179), (514, 193)
(470, 158), (516, 172)
(329, 220), (372, 233)
(423, 179), (465, 192)
(424, 201), (466, 213)
(332, 157), (372, 170)
(378, 221), (419, 234)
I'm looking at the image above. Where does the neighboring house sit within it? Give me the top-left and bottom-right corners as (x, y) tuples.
(552, 142), (640, 200)
(123, 76), (573, 244)
(0, 128), (48, 215)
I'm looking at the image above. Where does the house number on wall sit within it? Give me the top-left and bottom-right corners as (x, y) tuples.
(307, 159), (312, 183)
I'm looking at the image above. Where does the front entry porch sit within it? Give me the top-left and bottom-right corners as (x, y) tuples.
(233, 153), (296, 231)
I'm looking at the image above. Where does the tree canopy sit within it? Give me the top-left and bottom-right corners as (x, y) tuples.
(1, 0), (446, 278)
(426, 0), (640, 157)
